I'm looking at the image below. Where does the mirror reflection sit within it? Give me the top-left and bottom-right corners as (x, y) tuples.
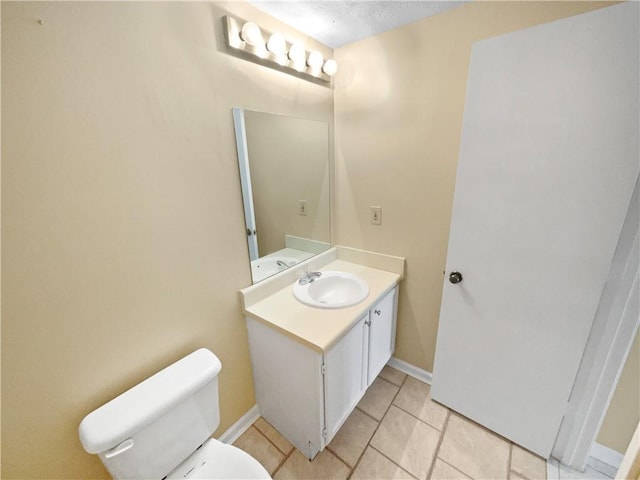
(233, 109), (331, 283)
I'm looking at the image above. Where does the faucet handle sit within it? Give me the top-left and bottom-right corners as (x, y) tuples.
(298, 271), (322, 285)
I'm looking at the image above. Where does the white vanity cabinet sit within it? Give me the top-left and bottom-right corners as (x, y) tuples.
(245, 285), (398, 460)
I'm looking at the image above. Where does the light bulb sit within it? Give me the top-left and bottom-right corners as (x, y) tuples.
(288, 43), (306, 69)
(307, 51), (324, 70)
(267, 33), (287, 56)
(240, 22), (263, 46)
(322, 59), (338, 76)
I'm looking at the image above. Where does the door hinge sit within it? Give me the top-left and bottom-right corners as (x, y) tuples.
(322, 427), (328, 441)
(321, 363), (326, 375)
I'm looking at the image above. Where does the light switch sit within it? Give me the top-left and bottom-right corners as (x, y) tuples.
(299, 200), (307, 215)
(370, 206), (382, 225)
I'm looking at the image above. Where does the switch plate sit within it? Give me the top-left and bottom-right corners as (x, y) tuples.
(370, 206), (382, 225)
(299, 200), (307, 216)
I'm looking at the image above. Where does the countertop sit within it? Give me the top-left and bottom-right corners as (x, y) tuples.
(241, 259), (401, 352)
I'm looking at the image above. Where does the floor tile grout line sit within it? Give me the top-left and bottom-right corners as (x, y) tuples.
(246, 422), (295, 477)
(369, 370), (457, 479)
(378, 369), (406, 388)
(380, 372), (407, 419)
(370, 373), (441, 479)
(449, 409), (513, 446)
(432, 413), (516, 480)
(251, 420), (294, 457)
(389, 373), (450, 433)
(346, 418), (378, 480)
(426, 409), (451, 480)
(324, 444), (356, 474)
(367, 444), (420, 480)
(348, 373), (408, 479)
(507, 442), (513, 480)
(437, 457), (474, 479)
(355, 405), (383, 424)
(270, 442), (295, 478)
(355, 372), (404, 424)
(391, 400), (447, 432)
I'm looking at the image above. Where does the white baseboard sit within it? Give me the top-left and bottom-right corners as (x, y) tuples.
(218, 361), (428, 446)
(219, 360), (429, 446)
(388, 356), (433, 384)
(588, 442), (623, 477)
(217, 405), (260, 445)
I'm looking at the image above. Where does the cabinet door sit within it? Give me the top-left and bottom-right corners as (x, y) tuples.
(324, 314), (368, 442)
(367, 287), (398, 385)
(246, 317), (324, 459)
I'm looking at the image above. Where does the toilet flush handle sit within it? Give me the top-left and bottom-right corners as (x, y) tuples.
(104, 438), (134, 459)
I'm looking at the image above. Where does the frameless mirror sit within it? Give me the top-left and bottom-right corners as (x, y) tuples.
(233, 108), (331, 283)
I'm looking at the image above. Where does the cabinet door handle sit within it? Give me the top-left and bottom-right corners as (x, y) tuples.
(374, 309), (381, 316)
(365, 318), (371, 326)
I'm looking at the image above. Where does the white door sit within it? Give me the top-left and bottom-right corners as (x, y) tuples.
(431, 3), (639, 458)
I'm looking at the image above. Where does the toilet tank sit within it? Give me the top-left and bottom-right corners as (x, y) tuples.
(79, 348), (222, 479)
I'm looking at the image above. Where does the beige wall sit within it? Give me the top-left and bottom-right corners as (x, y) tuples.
(597, 331), (640, 454)
(243, 111), (330, 257)
(333, 0), (628, 451)
(1, 2), (332, 478)
(333, 0), (616, 378)
(3, 1), (635, 477)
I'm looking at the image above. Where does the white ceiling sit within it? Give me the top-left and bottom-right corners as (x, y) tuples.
(247, 1), (468, 49)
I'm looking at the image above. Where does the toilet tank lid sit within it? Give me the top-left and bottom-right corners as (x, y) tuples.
(78, 348), (222, 454)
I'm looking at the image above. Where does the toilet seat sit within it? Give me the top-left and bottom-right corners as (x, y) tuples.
(166, 438), (271, 479)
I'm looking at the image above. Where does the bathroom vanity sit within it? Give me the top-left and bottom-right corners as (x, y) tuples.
(240, 247), (404, 459)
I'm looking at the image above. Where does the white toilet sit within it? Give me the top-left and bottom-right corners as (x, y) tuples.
(78, 348), (271, 479)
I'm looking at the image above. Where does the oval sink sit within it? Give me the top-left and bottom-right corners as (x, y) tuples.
(292, 271), (369, 309)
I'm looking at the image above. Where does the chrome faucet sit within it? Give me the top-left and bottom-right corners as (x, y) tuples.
(276, 260), (289, 269)
(298, 271), (322, 285)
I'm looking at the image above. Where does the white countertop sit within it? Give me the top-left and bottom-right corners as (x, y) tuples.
(241, 259), (401, 352)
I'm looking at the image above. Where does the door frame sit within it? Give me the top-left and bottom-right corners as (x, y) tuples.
(553, 176), (639, 470)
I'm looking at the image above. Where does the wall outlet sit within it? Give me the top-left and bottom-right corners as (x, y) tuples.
(370, 206), (382, 225)
(299, 200), (307, 216)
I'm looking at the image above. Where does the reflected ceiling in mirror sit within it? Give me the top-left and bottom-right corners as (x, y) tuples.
(233, 109), (331, 283)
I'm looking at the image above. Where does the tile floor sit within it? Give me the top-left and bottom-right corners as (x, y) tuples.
(234, 366), (613, 480)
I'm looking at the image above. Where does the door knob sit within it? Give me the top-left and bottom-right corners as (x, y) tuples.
(449, 271), (463, 284)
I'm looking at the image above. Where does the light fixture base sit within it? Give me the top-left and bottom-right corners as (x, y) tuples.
(222, 15), (334, 86)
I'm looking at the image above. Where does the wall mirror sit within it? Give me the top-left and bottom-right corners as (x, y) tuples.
(233, 108), (331, 283)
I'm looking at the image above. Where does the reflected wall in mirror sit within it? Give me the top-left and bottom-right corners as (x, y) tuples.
(233, 108), (331, 283)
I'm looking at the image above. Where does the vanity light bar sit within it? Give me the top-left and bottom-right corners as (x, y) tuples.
(223, 15), (337, 85)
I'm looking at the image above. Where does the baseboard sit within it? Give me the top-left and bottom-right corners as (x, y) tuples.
(388, 356), (433, 384)
(219, 360), (429, 445)
(217, 405), (260, 445)
(588, 442), (623, 477)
